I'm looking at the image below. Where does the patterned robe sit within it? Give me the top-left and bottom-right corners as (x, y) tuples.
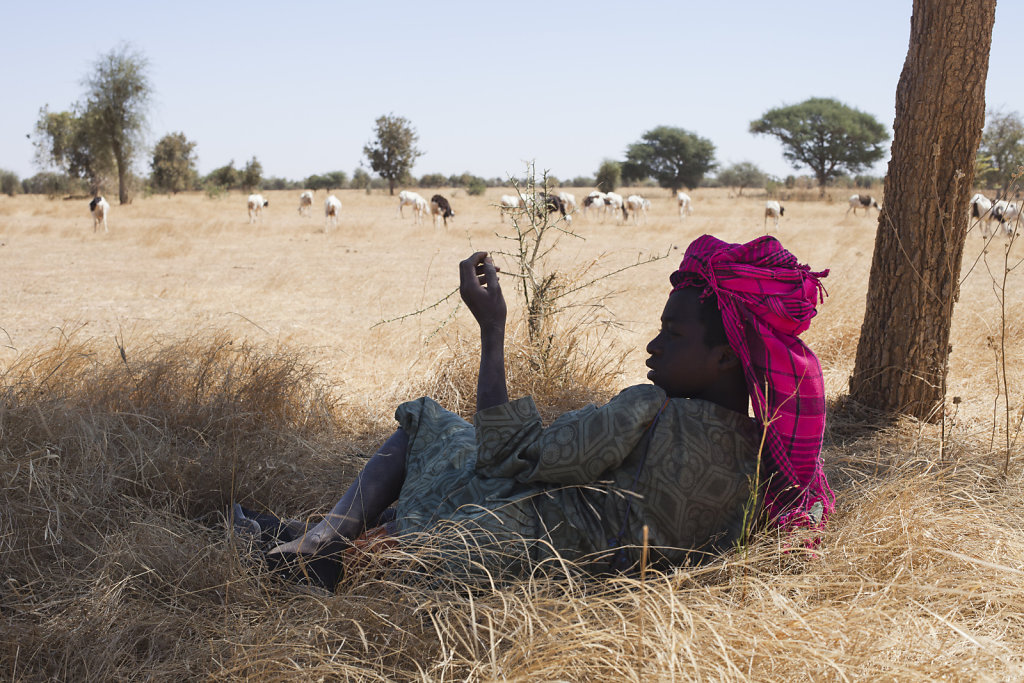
(392, 384), (761, 576)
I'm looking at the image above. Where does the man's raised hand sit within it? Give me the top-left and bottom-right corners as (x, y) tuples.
(459, 251), (506, 333)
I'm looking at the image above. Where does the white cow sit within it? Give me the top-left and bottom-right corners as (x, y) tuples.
(846, 194), (881, 216)
(409, 195), (429, 224)
(247, 194), (268, 224)
(397, 190), (427, 221)
(298, 190), (314, 216)
(499, 194), (521, 222)
(324, 194), (342, 231)
(89, 196), (110, 233)
(764, 200), (784, 230)
(625, 195), (650, 225)
(677, 192), (693, 220)
(557, 191), (578, 215)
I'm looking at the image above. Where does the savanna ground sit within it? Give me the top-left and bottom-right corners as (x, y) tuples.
(1, 185), (1022, 680)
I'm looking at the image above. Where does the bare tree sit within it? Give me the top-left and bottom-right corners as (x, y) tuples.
(849, 0), (996, 419)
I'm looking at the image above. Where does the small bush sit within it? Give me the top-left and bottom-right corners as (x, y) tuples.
(351, 168), (371, 190)
(305, 171), (349, 191)
(419, 173), (448, 188)
(21, 172), (86, 197)
(466, 178), (487, 196)
(0, 169), (21, 196)
(595, 160), (621, 192)
(855, 174), (883, 189)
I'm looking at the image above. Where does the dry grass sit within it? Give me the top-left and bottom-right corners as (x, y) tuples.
(1, 188), (1023, 680)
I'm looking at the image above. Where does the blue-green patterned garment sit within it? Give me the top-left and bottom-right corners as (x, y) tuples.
(392, 384), (762, 576)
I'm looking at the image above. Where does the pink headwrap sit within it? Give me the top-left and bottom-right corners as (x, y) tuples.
(670, 234), (833, 529)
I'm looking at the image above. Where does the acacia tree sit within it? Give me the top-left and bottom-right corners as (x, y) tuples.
(750, 98), (888, 197)
(150, 132), (198, 194)
(33, 105), (113, 194)
(622, 126), (716, 193)
(363, 114), (423, 195)
(849, 0), (996, 419)
(205, 161), (239, 189)
(239, 156), (263, 191)
(716, 161), (768, 196)
(976, 110), (1024, 196)
(84, 44), (152, 204)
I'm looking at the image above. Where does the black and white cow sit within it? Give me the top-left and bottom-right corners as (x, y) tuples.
(89, 196), (110, 233)
(846, 194), (881, 216)
(430, 194), (454, 229)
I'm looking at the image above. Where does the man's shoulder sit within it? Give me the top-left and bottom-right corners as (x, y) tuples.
(614, 383), (668, 404)
(667, 398), (761, 446)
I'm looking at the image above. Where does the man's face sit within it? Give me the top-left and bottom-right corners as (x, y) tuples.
(645, 289), (724, 399)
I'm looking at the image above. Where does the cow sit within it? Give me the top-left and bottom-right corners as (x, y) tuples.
(677, 192), (693, 220)
(625, 195), (650, 225)
(298, 190), (314, 216)
(89, 196), (110, 233)
(765, 201), (784, 230)
(398, 190), (428, 223)
(248, 194), (269, 224)
(604, 192), (628, 223)
(324, 194), (342, 231)
(583, 191), (608, 221)
(430, 194), (454, 229)
(846, 194), (881, 216)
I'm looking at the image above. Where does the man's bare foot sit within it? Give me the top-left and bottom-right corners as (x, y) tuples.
(267, 527), (347, 557)
(231, 504), (261, 539)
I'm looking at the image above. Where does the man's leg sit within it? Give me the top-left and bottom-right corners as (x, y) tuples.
(268, 428), (409, 556)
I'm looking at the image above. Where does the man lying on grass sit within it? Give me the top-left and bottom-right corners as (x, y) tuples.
(234, 234), (834, 590)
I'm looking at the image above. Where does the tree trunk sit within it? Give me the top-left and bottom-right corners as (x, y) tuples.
(113, 143), (128, 205)
(388, 179), (395, 196)
(849, 0), (995, 419)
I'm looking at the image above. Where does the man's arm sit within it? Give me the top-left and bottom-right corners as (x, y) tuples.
(459, 251), (508, 412)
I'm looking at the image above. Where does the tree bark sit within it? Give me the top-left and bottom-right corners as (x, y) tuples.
(849, 0), (995, 419)
(113, 140), (128, 205)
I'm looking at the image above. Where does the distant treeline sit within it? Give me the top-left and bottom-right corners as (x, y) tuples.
(0, 166), (886, 199)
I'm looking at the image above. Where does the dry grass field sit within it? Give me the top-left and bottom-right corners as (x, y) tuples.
(1, 186), (1023, 680)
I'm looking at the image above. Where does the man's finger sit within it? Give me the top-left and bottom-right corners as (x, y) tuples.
(482, 258), (500, 291)
(460, 251), (488, 281)
(460, 254), (490, 293)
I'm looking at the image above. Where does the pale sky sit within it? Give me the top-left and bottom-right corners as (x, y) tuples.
(3, 1), (1021, 184)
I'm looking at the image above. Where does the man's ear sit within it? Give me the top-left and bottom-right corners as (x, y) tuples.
(716, 344), (740, 371)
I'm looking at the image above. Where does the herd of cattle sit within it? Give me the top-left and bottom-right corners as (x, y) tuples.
(245, 189), (687, 231)
(82, 189), (1019, 238)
